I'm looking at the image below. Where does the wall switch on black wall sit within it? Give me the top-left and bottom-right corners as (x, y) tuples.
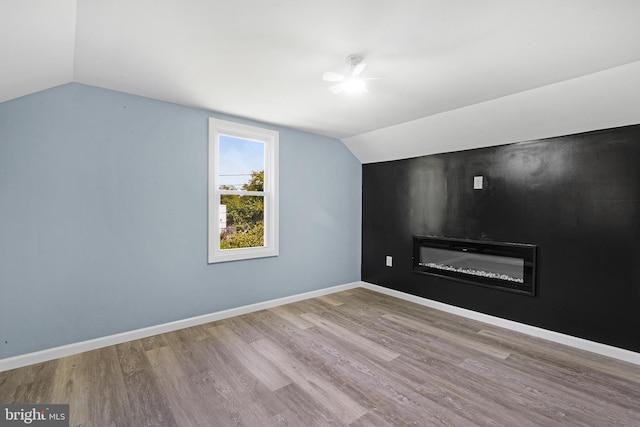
(473, 175), (483, 189)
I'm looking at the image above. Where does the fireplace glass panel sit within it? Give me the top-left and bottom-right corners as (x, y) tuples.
(413, 236), (536, 295)
(419, 247), (524, 283)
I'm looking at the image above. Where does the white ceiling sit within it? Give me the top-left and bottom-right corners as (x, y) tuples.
(2, 0), (640, 162)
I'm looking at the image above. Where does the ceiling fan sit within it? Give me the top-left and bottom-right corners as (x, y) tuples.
(322, 55), (371, 94)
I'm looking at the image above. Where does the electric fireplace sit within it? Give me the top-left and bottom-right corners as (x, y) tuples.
(413, 236), (536, 295)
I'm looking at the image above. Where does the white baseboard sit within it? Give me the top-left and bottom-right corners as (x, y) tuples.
(3, 280), (638, 372)
(360, 281), (640, 366)
(0, 281), (361, 372)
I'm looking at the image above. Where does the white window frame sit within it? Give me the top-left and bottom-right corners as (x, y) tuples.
(208, 118), (279, 263)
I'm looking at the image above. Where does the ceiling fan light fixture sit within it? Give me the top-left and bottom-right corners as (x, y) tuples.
(342, 77), (367, 94)
(323, 54), (371, 95)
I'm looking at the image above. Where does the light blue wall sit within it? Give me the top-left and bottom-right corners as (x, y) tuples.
(0, 83), (362, 359)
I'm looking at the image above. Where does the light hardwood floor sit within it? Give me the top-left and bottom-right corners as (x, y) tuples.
(1, 288), (640, 426)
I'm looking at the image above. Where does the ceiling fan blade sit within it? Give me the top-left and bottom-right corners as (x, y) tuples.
(352, 62), (366, 76)
(323, 71), (345, 82)
(329, 83), (344, 94)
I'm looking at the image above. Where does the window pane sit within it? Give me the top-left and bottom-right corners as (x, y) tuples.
(218, 135), (264, 190)
(219, 195), (264, 249)
(208, 117), (278, 263)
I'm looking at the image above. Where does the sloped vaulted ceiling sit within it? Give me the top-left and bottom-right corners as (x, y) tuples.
(2, 0), (640, 162)
(0, 0), (76, 103)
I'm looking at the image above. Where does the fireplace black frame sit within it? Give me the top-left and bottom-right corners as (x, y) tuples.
(412, 236), (537, 296)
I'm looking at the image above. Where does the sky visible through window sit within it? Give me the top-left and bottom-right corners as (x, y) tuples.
(218, 135), (264, 189)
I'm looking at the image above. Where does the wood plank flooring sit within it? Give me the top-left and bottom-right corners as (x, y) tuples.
(2, 288), (640, 426)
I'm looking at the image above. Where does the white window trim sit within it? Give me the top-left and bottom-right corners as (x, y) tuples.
(208, 118), (279, 263)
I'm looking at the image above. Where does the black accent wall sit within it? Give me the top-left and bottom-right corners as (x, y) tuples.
(362, 124), (640, 353)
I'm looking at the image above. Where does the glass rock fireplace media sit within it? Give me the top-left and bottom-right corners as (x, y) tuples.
(413, 236), (537, 296)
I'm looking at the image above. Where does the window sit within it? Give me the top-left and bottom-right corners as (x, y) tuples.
(208, 118), (279, 263)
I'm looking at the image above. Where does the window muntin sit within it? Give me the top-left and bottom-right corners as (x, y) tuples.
(208, 118), (278, 263)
